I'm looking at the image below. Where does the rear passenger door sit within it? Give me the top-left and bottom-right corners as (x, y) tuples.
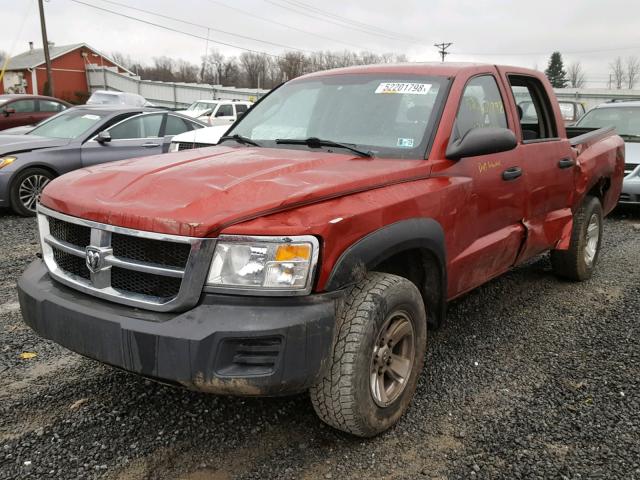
(501, 72), (576, 261)
(163, 114), (203, 147)
(36, 99), (67, 124)
(81, 113), (165, 167)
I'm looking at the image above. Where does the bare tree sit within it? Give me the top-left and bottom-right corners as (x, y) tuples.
(175, 59), (199, 83)
(610, 57), (625, 89)
(278, 52), (308, 81)
(567, 62), (586, 88)
(239, 52), (269, 88)
(627, 56), (640, 89)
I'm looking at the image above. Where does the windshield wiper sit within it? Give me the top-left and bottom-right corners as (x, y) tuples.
(275, 137), (373, 158)
(619, 133), (640, 139)
(218, 134), (261, 147)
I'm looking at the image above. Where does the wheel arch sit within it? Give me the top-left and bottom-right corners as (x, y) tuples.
(325, 218), (447, 327)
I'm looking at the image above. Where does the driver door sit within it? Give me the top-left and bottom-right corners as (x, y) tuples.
(81, 113), (165, 167)
(209, 104), (235, 126)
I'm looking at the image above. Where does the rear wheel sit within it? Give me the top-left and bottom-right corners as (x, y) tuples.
(551, 195), (603, 281)
(310, 272), (427, 437)
(10, 168), (54, 217)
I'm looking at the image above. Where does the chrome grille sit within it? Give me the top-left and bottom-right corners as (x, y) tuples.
(37, 205), (216, 312)
(177, 142), (214, 151)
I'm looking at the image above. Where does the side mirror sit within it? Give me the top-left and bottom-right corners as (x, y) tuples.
(446, 127), (517, 161)
(96, 130), (111, 144)
(3, 107), (15, 117)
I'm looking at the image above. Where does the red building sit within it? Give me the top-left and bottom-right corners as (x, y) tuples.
(0, 42), (132, 103)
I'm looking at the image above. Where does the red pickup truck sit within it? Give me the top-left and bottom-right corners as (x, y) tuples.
(18, 64), (624, 437)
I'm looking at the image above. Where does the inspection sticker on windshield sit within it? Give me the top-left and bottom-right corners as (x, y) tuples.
(397, 138), (415, 148)
(375, 82), (431, 95)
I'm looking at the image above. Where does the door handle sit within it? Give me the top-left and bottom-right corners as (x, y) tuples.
(142, 142), (160, 148)
(502, 166), (522, 181)
(558, 158), (575, 169)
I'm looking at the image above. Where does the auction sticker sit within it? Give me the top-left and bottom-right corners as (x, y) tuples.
(375, 82), (431, 95)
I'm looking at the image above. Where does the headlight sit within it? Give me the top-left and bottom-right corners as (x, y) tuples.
(206, 235), (319, 295)
(168, 143), (179, 153)
(0, 156), (16, 169)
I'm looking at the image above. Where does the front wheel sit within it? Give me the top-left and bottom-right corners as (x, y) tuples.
(551, 195), (603, 281)
(10, 168), (54, 216)
(310, 272), (427, 437)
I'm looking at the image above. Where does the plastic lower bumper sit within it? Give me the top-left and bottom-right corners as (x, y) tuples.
(18, 260), (338, 396)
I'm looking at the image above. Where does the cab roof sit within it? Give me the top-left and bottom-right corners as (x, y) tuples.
(297, 62), (540, 80)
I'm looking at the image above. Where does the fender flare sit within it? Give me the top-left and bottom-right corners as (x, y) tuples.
(325, 218), (447, 325)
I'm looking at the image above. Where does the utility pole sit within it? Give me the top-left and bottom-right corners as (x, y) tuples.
(38, 0), (54, 96)
(434, 42), (453, 62)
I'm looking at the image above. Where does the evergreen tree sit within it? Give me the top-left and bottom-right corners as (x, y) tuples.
(545, 52), (568, 88)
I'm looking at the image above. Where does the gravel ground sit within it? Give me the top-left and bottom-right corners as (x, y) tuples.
(0, 207), (639, 480)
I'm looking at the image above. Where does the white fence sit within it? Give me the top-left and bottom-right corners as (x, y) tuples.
(88, 66), (640, 111)
(87, 66), (269, 108)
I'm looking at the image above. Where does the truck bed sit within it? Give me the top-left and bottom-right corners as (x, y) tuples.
(566, 126), (615, 147)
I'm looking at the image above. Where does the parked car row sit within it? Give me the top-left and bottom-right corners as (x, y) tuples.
(0, 105), (206, 215)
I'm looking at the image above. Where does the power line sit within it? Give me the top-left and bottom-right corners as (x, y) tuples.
(263, 0), (425, 46)
(205, 0), (377, 52)
(276, 0), (425, 44)
(93, 0), (313, 54)
(455, 44), (640, 57)
(68, 0), (283, 58)
(434, 42), (453, 62)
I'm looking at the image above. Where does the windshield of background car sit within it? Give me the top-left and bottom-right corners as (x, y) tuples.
(188, 101), (217, 111)
(576, 106), (640, 139)
(229, 74), (450, 159)
(28, 110), (106, 139)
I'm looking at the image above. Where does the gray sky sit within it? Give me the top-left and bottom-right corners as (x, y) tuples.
(2, 0), (639, 87)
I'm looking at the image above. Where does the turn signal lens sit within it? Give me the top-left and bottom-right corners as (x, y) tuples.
(275, 244), (311, 262)
(0, 156), (16, 169)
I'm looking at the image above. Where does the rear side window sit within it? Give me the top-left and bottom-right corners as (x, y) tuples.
(164, 115), (191, 136)
(509, 75), (558, 141)
(109, 114), (163, 140)
(39, 100), (66, 112)
(235, 104), (248, 115)
(453, 75), (507, 141)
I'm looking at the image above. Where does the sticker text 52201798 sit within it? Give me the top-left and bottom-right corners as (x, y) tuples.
(375, 82), (432, 95)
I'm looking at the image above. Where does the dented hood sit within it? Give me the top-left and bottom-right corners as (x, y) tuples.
(41, 146), (430, 237)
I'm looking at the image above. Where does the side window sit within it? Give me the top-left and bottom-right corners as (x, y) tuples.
(453, 75), (507, 141)
(108, 114), (163, 140)
(39, 100), (66, 112)
(165, 115), (191, 136)
(216, 104), (234, 117)
(10, 99), (36, 113)
(509, 75), (558, 141)
(235, 104), (248, 115)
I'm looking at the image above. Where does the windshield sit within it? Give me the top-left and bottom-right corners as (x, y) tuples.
(188, 101), (217, 111)
(228, 74), (449, 158)
(28, 110), (105, 139)
(576, 106), (640, 138)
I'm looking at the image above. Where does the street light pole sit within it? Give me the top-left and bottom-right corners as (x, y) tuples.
(38, 0), (54, 96)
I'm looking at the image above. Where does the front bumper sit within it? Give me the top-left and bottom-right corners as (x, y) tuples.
(18, 260), (338, 396)
(620, 175), (640, 204)
(0, 171), (11, 208)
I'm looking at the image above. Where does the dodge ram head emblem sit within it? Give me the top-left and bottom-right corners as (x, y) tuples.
(85, 246), (106, 273)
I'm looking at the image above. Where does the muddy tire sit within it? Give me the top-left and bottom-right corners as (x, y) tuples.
(10, 168), (54, 217)
(551, 195), (603, 281)
(310, 272), (427, 437)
